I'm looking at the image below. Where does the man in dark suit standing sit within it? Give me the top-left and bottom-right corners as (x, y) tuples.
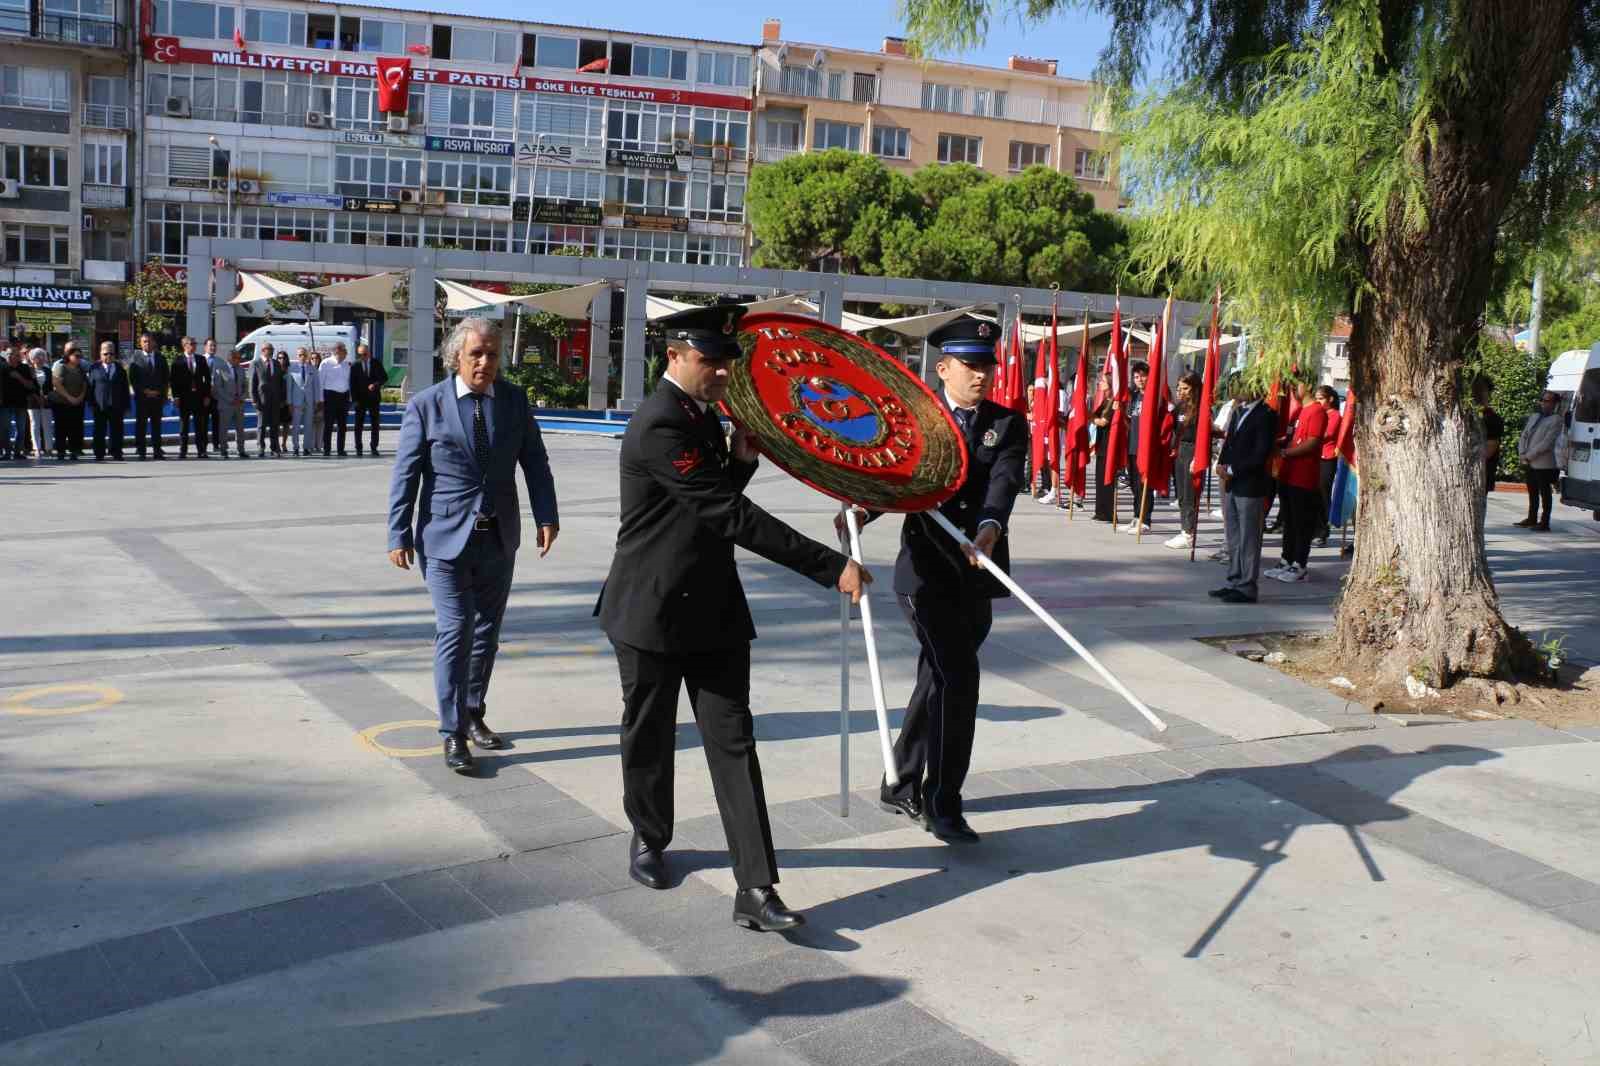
(87, 341), (130, 461)
(252, 344), (287, 456)
(387, 318), (559, 774)
(1211, 381), (1275, 604)
(848, 315), (1026, 846)
(350, 342), (385, 457)
(596, 304), (872, 933)
(129, 332), (168, 459)
(169, 336), (212, 458)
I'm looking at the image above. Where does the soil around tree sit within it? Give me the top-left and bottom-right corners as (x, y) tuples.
(1204, 631), (1600, 730)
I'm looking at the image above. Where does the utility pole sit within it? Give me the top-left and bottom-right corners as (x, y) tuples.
(1527, 263), (1546, 358)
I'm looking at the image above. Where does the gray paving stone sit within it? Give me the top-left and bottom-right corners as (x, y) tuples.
(840, 790), (912, 835)
(588, 877), (728, 949)
(97, 927), (217, 1009)
(1029, 762), (1119, 793)
(446, 857), (557, 916)
(711, 948), (909, 1043)
(455, 782), (586, 816)
(878, 1030), (1013, 1065)
(671, 813), (728, 851)
(782, 999), (947, 1065)
(1146, 748), (1216, 776)
(509, 845), (626, 903)
(1114, 753), (1194, 785)
(179, 883), (431, 985)
(0, 966), (42, 1042)
(12, 945), (133, 1030)
(654, 915), (796, 977)
(1549, 898), (1600, 934)
(475, 809), (621, 853)
(771, 799), (859, 846)
(1557, 726), (1600, 741)
(556, 833), (638, 892)
(959, 772), (1018, 800)
(1500, 871), (1600, 910)
(985, 767), (1057, 795)
(384, 869), (496, 930)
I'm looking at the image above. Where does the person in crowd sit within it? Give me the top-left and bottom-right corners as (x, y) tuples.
(210, 345), (249, 459)
(387, 317), (559, 777)
(1120, 361), (1151, 533)
(1090, 393), (1116, 522)
(274, 349), (293, 453)
(170, 336), (212, 458)
(252, 344), (288, 451)
(87, 341), (130, 461)
(350, 341), (385, 457)
(1, 341), (31, 458)
(25, 349), (53, 460)
(1165, 371), (1205, 550)
(319, 343), (353, 457)
(8, 342), (45, 457)
(1211, 379), (1274, 604)
(1313, 385), (1341, 546)
(48, 345), (87, 460)
(288, 348), (319, 456)
(310, 352), (326, 452)
(1264, 381), (1328, 583)
(1515, 390), (1565, 532)
(1475, 375), (1503, 505)
(129, 332), (169, 460)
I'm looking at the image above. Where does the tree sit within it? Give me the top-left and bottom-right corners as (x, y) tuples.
(747, 150), (921, 272)
(126, 262), (187, 336)
(903, 0), (1600, 688)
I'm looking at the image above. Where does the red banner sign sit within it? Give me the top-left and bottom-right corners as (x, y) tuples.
(143, 38), (753, 110)
(375, 56), (411, 114)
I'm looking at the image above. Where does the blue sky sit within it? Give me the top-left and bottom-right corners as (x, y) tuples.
(382, 0), (1115, 81)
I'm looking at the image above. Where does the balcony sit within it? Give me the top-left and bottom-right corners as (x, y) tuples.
(81, 104), (131, 130)
(83, 259), (127, 284)
(0, 13), (126, 48)
(82, 184), (130, 209)
(755, 145), (800, 164)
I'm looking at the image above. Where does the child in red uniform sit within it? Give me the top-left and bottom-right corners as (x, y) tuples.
(1265, 382), (1329, 583)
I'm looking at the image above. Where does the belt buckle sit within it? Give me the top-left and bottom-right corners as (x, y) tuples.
(473, 514), (493, 532)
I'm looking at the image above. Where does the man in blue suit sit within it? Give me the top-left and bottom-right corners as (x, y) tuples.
(386, 318), (559, 773)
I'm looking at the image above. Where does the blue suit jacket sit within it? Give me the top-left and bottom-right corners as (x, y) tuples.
(386, 377), (558, 568)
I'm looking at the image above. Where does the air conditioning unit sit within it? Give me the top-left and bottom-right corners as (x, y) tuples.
(712, 146), (729, 162)
(82, 211), (97, 230)
(397, 188), (421, 205)
(423, 189), (447, 206)
(304, 110), (328, 128)
(164, 96), (191, 118)
(0, 178), (19, 200)
(235, 178), (260, 194)
(672, 137), (690, 155)
(811, 49), (827, 68)
(386, 114), (408, 133)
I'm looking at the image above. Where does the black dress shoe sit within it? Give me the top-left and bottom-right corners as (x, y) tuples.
(879, 781), (922, 820)
(733, 886), (804, 931)
(1207, 586), (1233, 598)
(629, 832), (668, 890)
(467, 719), (507, 750)
(1218, 589), (1257, 604)
(443, 735), (475, 773)
(923, 814), (980, 845)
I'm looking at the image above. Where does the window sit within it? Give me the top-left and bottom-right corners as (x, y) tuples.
(972, 89), (989, 116)
(535, 35), (578, 70)
(332, 210), (417, 248)
(1073, 148), (1109, 181)
(147, 63), (243, 121)
(240, 69), (322, 126)
(238, 206), (322, 242)
(1009, 141), (1049, 171)
(826, 71), (844, 100)
(993, 91), (1007, 118)
(146, 201), (225, 263)
(423, 216), (507, 253)
(515, 223), (599, 257)
(0, 0), (24, 34)
(85, 228), (130, 261)
(335, 75), (418, 132)
(354, 18), (414, 53)
(695, 52), (749, 88)
(763, 119), (801, 150)
(812, 120), (860, 152)
(515, 165), (603, 202)
(234, 147), (330, 192)
(1573, 368), (1600, 424)
(156, 0), (232, 39)
(870, 125), (909, 159)
(606, 101), (692, 152)
(425, 157), (512, 206)
(7, 145), (70, 187)
(604, 168), (687, 213)
(84, 75), (128, 127)
(921, 82), (964, 114)
(689, 171), (745, 222)
(2, 223), (71, 266)
(43, 0), (117, 44)
(83, 141), (126, 185)
(426, 85), (514, 139)
(518, 92), (605, 142)
(334, 146), (422, 199)
(243, 8), (306, 46)
(0, 66), (70, 111)
(852, 73), (877, 103)
(937, 133), (981, 164)
(692, 108), (747, 155)
(449, 26), (516, 64)
(144, 142), (214, 186)
(779, 65), (820, 97)
(631, 45), (687, 80)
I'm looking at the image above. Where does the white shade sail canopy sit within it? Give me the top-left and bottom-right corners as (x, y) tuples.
(972, 313), (1115, 346)
(229, 271), (311, 305)
(314, 272), (404, 313)
(437, 278), (610, 319)
(644, 293), (814, 320)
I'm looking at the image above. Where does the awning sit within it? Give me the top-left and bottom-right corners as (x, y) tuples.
(437, 278), (610, 319)
(644, 292), (813, 320)
(314, 272), (403, 313)
(229, 271), (310, 305)
(973, 313), (1115, 345)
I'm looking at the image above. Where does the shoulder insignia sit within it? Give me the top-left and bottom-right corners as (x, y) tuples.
(672, 447), (703, 475)
(982, 428), (999, 448)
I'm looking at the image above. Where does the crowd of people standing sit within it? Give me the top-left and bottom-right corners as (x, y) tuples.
(0, 333), (387, 462)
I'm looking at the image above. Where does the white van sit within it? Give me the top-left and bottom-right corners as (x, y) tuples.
(233, 323), (363, 364)
(1549, 346), (1600, 519)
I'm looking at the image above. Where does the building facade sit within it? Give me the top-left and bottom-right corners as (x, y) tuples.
(752, 20), (1120, 213)
(1, 0), (135, 353)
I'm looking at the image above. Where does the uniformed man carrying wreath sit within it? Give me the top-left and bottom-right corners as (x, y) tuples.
(845, 315), (1027, 845)
(597, 304), (872, 932)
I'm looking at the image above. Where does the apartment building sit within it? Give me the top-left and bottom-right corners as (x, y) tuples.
(0, 0), (135, 352)
(753, 20), (1120, 212)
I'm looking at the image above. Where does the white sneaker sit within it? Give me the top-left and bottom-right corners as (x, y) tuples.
(1119, 521), (1151, 534)
(1274, 563), (1308, 583)
(1262, 561), (1290, 579)
(1163, 532), (1194, 550)
(1209, 508), (1224, 519)
(1036, 490), (1057, 505)
(1209, 548), (1230, 562)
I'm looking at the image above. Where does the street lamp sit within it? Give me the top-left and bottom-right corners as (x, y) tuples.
(208, 134), (233, 239)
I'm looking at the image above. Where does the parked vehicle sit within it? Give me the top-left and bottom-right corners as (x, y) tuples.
(1548, 346), (1600, 520)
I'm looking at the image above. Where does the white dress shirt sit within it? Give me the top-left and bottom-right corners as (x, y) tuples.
(318, 358), (352, 395)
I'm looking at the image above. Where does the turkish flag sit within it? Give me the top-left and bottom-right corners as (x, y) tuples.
(375, 57), (412, 115)
(1191, 289), (1222, 492)
(1061, 310), (1092, 500)
(1103, 297), (1130, 484)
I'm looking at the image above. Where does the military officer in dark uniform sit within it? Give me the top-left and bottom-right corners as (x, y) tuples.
(597, 304), (872, 932)
(846, 314), (1027, 845)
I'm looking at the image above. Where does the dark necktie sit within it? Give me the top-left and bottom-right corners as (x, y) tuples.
(953, 405), (974, 439)
(472, 393), (490, 469)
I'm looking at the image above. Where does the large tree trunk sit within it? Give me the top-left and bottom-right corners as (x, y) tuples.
(1333, 0), (1575, 688)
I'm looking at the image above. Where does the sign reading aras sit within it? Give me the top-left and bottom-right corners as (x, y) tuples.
(143, 38), (752, 111)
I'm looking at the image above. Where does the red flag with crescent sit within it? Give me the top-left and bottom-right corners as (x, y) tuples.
(375, 57), (412, 114)
(1062, 309), (1092, 498)
(1191, 288), (1222, 491)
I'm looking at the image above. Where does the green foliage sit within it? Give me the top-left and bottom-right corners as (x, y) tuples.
(1539, 302), (1600, 359)
(748, 152), (1130, 290)
(1469, 338), (1549, 477)
(503, 360), (587, 408)
(127, 262), (187, 335)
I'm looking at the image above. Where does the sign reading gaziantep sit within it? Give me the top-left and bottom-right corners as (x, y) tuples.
(143, 39), (753, 111)
(0, 284), (94, 312)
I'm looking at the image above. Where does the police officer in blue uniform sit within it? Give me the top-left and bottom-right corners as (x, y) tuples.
(848, 314), (1027, 844)
(597, 304), (872, 932)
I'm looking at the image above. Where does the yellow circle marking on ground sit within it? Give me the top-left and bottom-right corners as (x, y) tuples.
(5, 683), (124, 717)
(357, 719), (441, 758)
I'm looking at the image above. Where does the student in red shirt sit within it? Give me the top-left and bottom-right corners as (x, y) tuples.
(1313, 385), (1340, 545)
(1264, 382), (1329, 583)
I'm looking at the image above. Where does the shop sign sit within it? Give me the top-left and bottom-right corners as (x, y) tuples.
(0, 284), (94, 312)
(16, 310), (73, 332)
(516, 142), (605, 168)
(424, 135), (515, 157)
(341, 130), (423, 148)
(343, 197), (400, 213)
(265, 192), (344, 210)
(622, 213), (688, 233)
(170, 176), (218, 190)
(606, 148), (686, 171)
(513, 198), (603, 226)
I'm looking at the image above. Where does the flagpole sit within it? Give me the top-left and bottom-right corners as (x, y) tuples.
(927, 511), (1167, 733)
(842, 506), (897, 781)
(836, 504), (851, 817)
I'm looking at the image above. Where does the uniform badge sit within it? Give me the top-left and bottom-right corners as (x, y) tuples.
(982, 428), (999, 447)
(723, 312), (736, 334)
(671, 447), (703, 475)
(977, 322), (993, 339)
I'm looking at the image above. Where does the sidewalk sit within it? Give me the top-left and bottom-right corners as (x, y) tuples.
(1, 446), (1596, 1064)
